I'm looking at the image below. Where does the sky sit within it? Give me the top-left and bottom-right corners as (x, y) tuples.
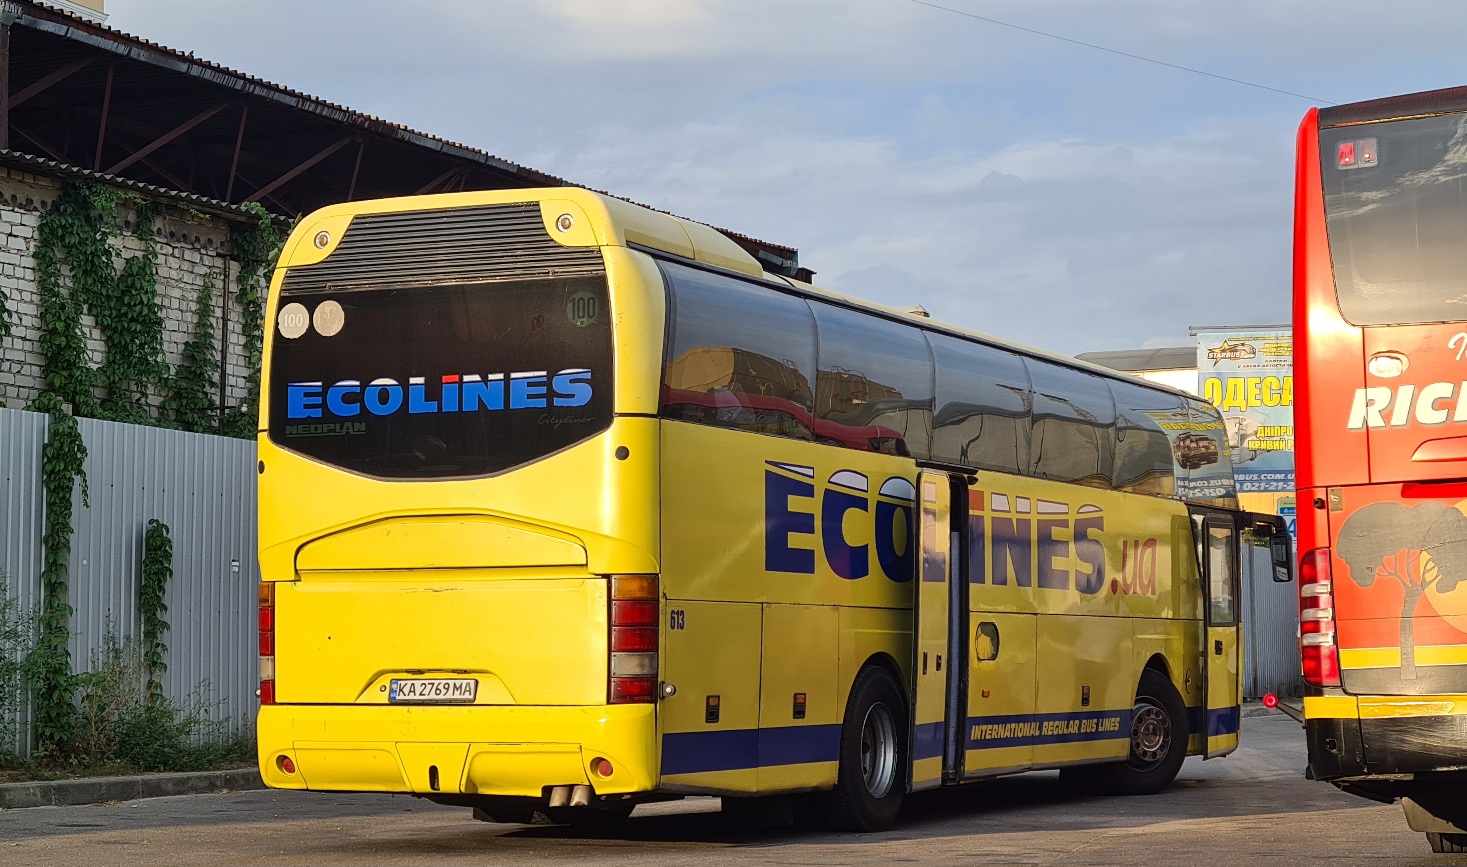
(105, 0), (1467, 356)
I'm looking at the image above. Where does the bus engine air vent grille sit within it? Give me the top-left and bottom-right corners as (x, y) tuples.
(280, 204), (605, 293)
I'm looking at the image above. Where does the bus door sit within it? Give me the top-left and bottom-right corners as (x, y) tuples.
(1192, 511), (1242, 758)
(911, 470), (967, 789)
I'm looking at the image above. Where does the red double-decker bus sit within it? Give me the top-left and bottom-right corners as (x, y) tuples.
(1295, 86), (1467, 854)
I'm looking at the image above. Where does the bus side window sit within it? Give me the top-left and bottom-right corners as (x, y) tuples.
(1206, 523), (1238, 626)
(1025, 359), (1116, 488)
(1108, 379), (1184, 498)
(810, 302), (935, 459)
(660, 262), (817, 441)
(929, 333), (1033, 476)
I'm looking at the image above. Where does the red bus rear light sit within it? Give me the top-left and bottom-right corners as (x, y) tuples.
(611, 627), (658, 653)
(612, 600), (659, 627)
(1299, 548), (1341, 688)
(609, 575), (659, 704)
(259, 582), (276, 705)
(610, 677), (656, 703)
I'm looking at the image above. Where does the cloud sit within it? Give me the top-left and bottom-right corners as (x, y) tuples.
(105, 1), (1467, 353)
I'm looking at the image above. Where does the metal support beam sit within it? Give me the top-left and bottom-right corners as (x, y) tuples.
(245, 136), (350, 203)
(11, 57), (92, 108)
(415, 165), (464, 195)
(0, 23), (11, 151)
(346, 139), (364, 201)
(11, 125), (66, 162)
(106, 101), (228, 175)
(92, 62), (112, 171)
(225, 104), (247, 201)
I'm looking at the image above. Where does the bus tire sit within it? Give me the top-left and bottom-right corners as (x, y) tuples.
(1092, 669), (1188, 796)
(796, 665), (906, 832)
(1428, 832), (1467, 853)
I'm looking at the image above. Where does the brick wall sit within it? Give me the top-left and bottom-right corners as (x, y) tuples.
(0, 167), (258, 420)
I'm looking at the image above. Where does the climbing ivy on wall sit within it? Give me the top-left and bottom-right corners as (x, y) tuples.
(32, 180), (281, 434)
(140, 519), (173, 702)
(24, 392), (89, 756)
(162, 274), (218, 434)
(24, 179), (280, 754)
(221, 201), (281, 439)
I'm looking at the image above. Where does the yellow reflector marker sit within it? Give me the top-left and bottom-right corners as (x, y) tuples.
(611, 574), (658, 600)
(259, 582), (274, 606)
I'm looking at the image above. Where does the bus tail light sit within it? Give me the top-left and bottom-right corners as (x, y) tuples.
(1299, 548), (1341, 688)
(609, 574), (658, 704)
(259, 582), (276, 705)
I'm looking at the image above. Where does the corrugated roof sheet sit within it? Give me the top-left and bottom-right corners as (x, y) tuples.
(17, 0), (798, 261)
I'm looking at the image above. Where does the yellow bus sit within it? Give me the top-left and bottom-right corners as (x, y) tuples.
(255, 188), (1290, 831)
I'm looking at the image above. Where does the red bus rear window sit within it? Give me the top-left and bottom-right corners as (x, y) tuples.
(1321, 113), (1467, 326)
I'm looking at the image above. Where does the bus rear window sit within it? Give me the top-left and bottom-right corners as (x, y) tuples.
(267, 276), (613, 479)
(1322, 112), (1467, 326)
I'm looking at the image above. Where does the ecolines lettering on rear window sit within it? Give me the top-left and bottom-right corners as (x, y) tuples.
(285, 368), (593, 419)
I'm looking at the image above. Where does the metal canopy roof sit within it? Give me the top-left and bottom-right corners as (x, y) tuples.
(1, 1), (801, 273)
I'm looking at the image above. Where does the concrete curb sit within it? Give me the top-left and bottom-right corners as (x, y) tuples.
(0, 767), (264, 809)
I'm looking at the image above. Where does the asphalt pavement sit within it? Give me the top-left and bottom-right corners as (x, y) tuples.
(1, 711), (1456, 866)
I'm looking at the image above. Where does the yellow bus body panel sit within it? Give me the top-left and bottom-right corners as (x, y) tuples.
(657, 422), (1216, 788)
(259, 188), (1234, 802)
(259, 704), (656, 796)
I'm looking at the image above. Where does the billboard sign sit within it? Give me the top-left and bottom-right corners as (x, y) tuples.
(1197, 328), (1294, 493)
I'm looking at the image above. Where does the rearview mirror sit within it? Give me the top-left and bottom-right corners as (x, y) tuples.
(1270, 535), (1293, 583)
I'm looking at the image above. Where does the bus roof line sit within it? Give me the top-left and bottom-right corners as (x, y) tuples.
(627, 242), (1206, 405)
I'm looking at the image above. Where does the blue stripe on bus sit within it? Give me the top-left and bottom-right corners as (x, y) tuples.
(913, 721), (945, 760)
(661, 724), (840, 776)
(660, 705), (1244, 775)
(1187, 705), (1241, 737)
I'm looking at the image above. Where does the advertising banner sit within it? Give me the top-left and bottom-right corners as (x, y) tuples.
(1196, 328), (1294, 493)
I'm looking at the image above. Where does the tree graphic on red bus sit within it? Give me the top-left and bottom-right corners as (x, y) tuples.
(1337, 502), (1467, 680)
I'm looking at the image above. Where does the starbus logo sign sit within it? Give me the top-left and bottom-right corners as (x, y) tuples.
(285, 368), (594, 419)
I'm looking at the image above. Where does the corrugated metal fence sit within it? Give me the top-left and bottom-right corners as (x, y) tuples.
(1, 407), (258, 755)
(1, 404), (1300, 752)
(1244, 542), (1303, 698)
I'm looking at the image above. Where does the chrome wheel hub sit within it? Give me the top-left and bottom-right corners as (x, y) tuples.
(860, 702), (897, 799)
(1129, 701), (1171, 769)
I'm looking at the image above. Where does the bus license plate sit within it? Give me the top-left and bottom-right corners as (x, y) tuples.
(388, 678), (477, 703)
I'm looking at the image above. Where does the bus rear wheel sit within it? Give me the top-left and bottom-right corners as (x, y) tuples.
(795, 664), (906, 832)
(1089, 669), (1188, 796)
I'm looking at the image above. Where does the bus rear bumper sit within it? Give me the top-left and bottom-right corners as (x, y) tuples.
(257, 704), (657, 798)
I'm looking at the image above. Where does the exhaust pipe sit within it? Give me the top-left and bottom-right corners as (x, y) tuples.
(570, 785), (593, 807)
(548, 786), (572, 808)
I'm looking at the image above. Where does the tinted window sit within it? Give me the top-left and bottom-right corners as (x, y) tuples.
(1322, 113), (1467, 325)
(267, 276), (613, 479)
(1207, 523), (1238, 625)
(1178, 399), (1238, 507)
(661, 262), (816, 441)
(1026, 361), (1115, 486)
(812, 303), (934, 458)
(930, 334), (1032, 474)
(1108, 379), (1185, 497)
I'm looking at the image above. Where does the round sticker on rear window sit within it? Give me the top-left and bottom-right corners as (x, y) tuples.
(566, 291), (600, 328)
(313, 300), (345, 337)
(277, 302), (309, 339)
